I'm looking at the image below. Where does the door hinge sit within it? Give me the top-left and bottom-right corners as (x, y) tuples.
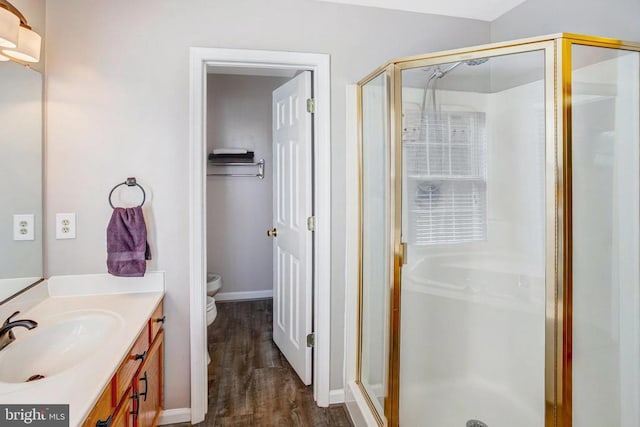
(306, 98), (316, 114)
(306, 332), (315, 348)
(307, 216), (316, 232)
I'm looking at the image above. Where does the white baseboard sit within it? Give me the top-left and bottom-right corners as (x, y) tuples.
(329, 388), (346, 404)
(346, 382), (380, 426)
(215, 290), (273, 301)
(158, 408), (191, 425)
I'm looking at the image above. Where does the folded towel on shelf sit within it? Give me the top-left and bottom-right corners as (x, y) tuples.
(107, 206), (152, 277)
(213, 148), (248, 155)
(208, 151), (255, 162)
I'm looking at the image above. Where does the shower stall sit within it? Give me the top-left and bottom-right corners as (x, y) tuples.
(356, 34), (640, 426)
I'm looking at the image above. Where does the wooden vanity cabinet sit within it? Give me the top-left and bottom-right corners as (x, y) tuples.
(84, 301), (164, 427)
(134, 331), (163, 427)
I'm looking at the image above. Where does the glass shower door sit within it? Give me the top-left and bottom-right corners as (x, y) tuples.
(358, 71), (391, 422)
(398, 49), (547, 427)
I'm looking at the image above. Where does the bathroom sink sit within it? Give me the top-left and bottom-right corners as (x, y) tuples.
(0, 310), (123, 383)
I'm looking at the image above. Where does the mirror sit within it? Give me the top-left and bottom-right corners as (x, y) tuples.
(0, 61), (43, 302)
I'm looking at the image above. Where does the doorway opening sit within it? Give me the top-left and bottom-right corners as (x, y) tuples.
(188, 49), (331, 424)
(206, 68), (313, 391)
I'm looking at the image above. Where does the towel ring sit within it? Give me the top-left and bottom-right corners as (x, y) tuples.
(109, 177), (146, 209)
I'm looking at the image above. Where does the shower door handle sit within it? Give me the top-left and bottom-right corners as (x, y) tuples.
(267, 228), (278, 237)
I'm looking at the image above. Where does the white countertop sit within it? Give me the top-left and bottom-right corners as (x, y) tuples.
(0, 273), (165, 427)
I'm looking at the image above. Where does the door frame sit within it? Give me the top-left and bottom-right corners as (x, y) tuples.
(188, 47), (331, 424)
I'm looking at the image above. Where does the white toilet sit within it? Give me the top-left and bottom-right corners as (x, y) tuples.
(206, 273), (222, 365)
(206, 273), (222, 326)
(207, 273), (222, 296)
(206, 297), (217, 326)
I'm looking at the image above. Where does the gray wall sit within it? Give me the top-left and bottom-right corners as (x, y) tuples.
(492, 0), (640, 42)
(44, 0), (489, 409)
(206, 74), (287, 296)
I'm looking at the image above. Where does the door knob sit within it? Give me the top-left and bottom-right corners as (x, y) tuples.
(267, 228), (278, 237)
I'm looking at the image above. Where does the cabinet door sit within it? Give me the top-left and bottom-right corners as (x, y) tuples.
(117, 326), (149, 400)
(135, 330), (163, 427)
(82, 383), (113, 427)
(111, 387), (134, 427)
(149, 302), (164, 343)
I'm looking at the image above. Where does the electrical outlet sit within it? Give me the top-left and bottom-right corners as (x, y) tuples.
(13, 214), (35, 241)
(56, 213), (76, 239)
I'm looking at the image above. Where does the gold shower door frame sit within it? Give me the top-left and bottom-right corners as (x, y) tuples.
(356, 33), (640, 427)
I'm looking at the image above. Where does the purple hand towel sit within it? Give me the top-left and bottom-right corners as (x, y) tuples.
(107, 206), (151, 277)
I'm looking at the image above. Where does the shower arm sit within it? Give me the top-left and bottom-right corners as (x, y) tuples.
(418, 58), (488, 136)
(439, 61), (463, 76)
(420, 62), (463, 114)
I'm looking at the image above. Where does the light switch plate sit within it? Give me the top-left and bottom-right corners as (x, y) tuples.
(56, 213), (76, 239)
(13, 214), (35, 241)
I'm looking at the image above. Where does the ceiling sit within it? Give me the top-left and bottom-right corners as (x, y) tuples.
(314, 0), (527, 21)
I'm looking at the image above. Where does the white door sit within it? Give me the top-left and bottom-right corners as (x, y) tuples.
(271, 71), (313, 384)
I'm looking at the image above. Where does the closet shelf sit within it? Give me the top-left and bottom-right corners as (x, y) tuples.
(207, 159), (265, 179)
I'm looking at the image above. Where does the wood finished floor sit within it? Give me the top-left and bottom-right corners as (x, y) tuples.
(169, 299), (352, 427)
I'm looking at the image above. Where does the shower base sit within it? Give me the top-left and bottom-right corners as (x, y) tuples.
(399, 378), (542, 427)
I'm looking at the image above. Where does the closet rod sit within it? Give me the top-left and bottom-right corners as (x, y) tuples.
(207, 159), (265, 179)
(208, 160), (264, 167)
(207, 172), (264, 179)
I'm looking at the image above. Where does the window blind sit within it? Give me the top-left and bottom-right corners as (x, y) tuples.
(403, 111), (488, 245)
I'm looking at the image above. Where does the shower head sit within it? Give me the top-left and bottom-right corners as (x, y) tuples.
(427, 57), (489, 80)
(465, 58), (489, 66)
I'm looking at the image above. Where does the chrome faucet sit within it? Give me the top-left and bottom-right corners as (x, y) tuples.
(0, 311), (37, 351)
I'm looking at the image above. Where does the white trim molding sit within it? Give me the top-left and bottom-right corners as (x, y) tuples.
(329, 388), (346, 405)
(215, 290), (273, 301)
(189, 47), (332, 424)
(157, 408), (191, 425)
(346, 382), (380, 426)
(344, 84), (359, 390)
(188, 48), (208, 425)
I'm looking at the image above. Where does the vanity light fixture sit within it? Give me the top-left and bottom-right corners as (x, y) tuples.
(0, 0), (40, 63)
(0, 5), (18, 48)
